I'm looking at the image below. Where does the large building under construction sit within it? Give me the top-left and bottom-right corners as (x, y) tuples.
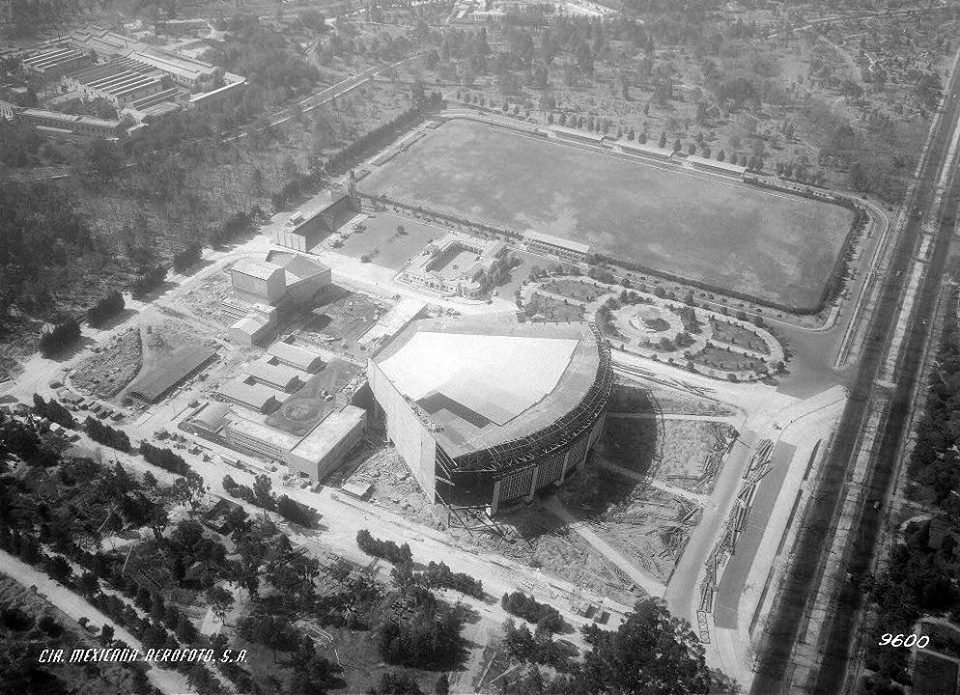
(367, 317), (612, 514)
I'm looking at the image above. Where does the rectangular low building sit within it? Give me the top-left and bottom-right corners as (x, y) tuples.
(523, 230), (591, 262)
(20, 108), (125, 139)
(686, 154), (747, 178)
(551, 125), (607, 145)
(285, 406), (367, 481)
(219, 378), (284, 414)
(224, 414), (299, 460)
(247, 358), (303, 392)
(619, 140), (674, 160)
(267, 342), (324, 373)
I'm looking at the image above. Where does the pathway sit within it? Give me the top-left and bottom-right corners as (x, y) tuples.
(598, 460), (710, 507)
(544, 496), (667, 598)
(607, 412), (739, 423)
(0, 551), (191, 695)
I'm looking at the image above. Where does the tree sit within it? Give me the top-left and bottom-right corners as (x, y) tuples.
(435, 674), (449, 695)
(39, 319), (81, 357)
(673, 137), (682, 152)
(46, 555), (72, 583)
(658, 132), (667, 148)
(253, 474), (276, 509)
(575, 599), (710, 694)
(206, 585), (235, 623)
(375, 671), (423, 695)
(100, 624), (114, 644)
(87, 290), (125, 327)
(176, 614), (198, 643)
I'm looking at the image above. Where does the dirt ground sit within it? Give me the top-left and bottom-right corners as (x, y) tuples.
(340, 446), (439, 528)
(298, 288), (390, 358)
(559, 466), (700, 584)
(451, 506), (639, 607)
(655, 420), (736, 494)
(72, 327), (143, 398)
(181, 270), (233, 328)
(608, 378), (738, 417)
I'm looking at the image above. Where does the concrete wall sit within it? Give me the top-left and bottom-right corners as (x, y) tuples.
(285, 410), (367, 482)
(367, 359), (437, 500)
(231, 268), (284, 304)
(285, 267), (332, 304)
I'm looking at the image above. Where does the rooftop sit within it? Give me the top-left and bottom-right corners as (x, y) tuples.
(226, 413), (300, 450)
(686, 154), (747, 173)
(247, 358), (303, 389)
(231, 257), (282, 282)
(289, 406), (366, 461)
(267, 342), (324, 371)
(127, 343), (217, 402)
(372, 317), (602, 458)
(551, 125), (606, 142)
(186, 402), (231, 433)
(523, 229), (591, 255)
(219, 378), (284, 410)
(282, 255), (329, 284)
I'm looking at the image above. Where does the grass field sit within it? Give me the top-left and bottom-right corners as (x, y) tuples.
(360, 119), (856, 308)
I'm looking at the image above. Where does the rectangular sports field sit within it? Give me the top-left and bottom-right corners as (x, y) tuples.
(359, 119), (856, 308)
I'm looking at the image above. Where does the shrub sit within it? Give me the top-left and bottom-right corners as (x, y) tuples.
(501, 591), (567, 633)
(87, 290), (125, 327)
(356, 529), (413, 565)
(39, 319), (81, 357)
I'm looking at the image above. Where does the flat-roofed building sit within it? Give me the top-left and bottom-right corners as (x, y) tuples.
(219, 378), (284, 414)
(247, 358), (303, 392)
(286, 406), (366, 481)
(618, 140), (674, 160)
(267, 342), (324, 373)
(224, 415), (299, 460)
(685, 154), (747, 178)
(522, 230), (591, 262)
(230, 257), (285, 305)
(398, 232), (509, 298)
(551, 125), (607, 145)
(188, 75), (246, 113)
(19, 108), (124, 139)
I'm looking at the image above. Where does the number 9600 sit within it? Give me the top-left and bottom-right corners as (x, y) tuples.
(878, 633), (929, 648)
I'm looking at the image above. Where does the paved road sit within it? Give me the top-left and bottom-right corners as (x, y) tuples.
(664, 429), (757, 627)
(751, 46), (960, 694)
(713, 442), (795, 629)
